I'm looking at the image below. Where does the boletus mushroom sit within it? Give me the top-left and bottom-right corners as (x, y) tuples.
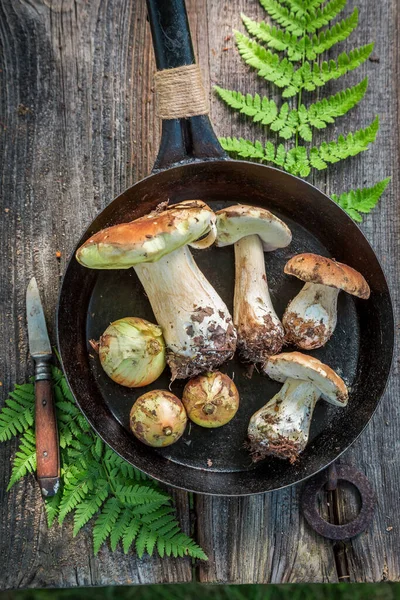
(283, 253), (370, 350)
(76, 200), (237, 380)
(247, 352), (348, 463)
(215, 205), (292, 364)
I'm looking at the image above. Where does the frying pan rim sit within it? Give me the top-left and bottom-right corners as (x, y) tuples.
(56, 157), (395, 496)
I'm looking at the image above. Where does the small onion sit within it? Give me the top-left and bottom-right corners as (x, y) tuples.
(130, 390), (187, 447)
(182, 371), (239, 428)
(91, 317), (166, 387)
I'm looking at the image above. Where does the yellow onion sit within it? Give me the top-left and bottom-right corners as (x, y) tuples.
(182, 371), (239, 428)
(91, 317), (166, 387)
(130, 390), (187, 447)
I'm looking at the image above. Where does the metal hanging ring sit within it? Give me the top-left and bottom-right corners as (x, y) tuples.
(301, 464), (376, 540)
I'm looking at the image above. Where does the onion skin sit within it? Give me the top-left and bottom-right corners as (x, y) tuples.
(182, 372), (239, 428)
(130, 390), (187, 447)
(96, 317), (166, 388)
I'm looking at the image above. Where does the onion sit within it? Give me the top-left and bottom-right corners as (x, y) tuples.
(130, 390), (187, 447)
(182, 371), (239, 428)
(91, 317), (166, 387)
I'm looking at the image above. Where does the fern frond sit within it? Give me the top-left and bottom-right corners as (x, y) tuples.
(7, 430), (37, 490)
(285, 0), (325, 16)
(307, 9), (359, 59)
(122, 517), (142, 554)
(45, 491), (62, 527)
(304, 0), (347, 33)
(0, 385), (35, 442)
(259, 0), (305, 35)
(114, 484), (169, 507)
(110, 506), (133, 551)
(220, 117), (378, 174)
(241, 14), (302, 60)
(138, 508), (208, 560)
(73, 481), (109, 536)
(92, 496), (122, 553)
(235, 32), (294, 88)
(242, 8), (358, 62)
(315, 116), (379, 164)
(307, 78), (368, 128)
(58, 468), (92, 524)
(332, 177), (390, 222)
(216, 83), (367, 141)
(283, 44), (374, 97)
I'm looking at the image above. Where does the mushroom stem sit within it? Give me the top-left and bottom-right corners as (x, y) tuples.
(234, 235), (284, 363)
(283, 282), (339, 349)
(134, 245), (237, 380)
(247, 378), (320, 463)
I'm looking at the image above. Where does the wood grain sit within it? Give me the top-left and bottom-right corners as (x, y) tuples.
(0, 0), (188, 589)
(0, 0), (399, 588)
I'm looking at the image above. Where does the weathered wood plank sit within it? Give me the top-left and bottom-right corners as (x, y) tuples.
(196, 0), (400, 584)
(0, 0), (190, 589)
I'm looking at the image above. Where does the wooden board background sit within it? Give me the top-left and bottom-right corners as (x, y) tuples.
(0, 0), (398, 588)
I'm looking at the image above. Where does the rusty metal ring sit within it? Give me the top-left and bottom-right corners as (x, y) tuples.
(301, 464), (376, 540)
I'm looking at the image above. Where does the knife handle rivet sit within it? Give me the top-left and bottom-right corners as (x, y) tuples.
(42, 399), (47, 406)
(43, 451), (48, 457)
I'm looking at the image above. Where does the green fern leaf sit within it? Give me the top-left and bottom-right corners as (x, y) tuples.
(304, 0), (347, 33)
(315, 116), (379, 164)
(73, 481), (109, 536)
(92, 496), (121, 554)
(284, 0), (322, 18)
(235, 32), (294, 88)
(259, 0), (305, 35)
(241, 13), (303, 60)
(45, 491), (62, 527)
(307, 9), (359, 59)
(0, 385), (35, 442)
(58, 468), (92, 524)
(7, 430), (37, 490)
(284, 146), (310, 176)
(122, 517), (141, 554)
(284, 44), (374, 97)
(108, 507), (132, 551)
(59, 376), (75, 403)
(91, 436), (104, 460)
(307, 78), (368, 128)
(331, 177), (390, 222)
(114, 484), (169, 507)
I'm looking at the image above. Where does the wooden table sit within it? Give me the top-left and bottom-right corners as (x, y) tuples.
(1, 0), (399, 588)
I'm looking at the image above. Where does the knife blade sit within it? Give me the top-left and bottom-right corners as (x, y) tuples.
(26, 277), (60, 497)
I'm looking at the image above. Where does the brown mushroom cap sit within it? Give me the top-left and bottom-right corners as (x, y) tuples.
(264, 351), (348, 406)
(284, 253), (370, 299)
(76, 200), (216, 269)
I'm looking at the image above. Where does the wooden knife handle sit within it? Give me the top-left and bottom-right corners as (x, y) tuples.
(35, 359), (60, 497)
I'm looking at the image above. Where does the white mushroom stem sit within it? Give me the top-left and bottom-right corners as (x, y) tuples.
(283, 282), (339, 350)
(234, 235), (284, 363)
(247, 378), (320, 463)
(134, 245), (237, 380)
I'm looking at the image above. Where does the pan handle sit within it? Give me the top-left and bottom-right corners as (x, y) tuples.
(146, 0), (227, 171)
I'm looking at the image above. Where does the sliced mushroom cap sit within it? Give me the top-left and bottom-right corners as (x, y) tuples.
(215, 204), (292, 251)
(76, 200), (216, 269)
(263, 351), (348, 406)
(284, 253), (370, 299)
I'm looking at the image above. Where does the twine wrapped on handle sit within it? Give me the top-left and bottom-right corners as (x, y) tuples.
(154, 64), (210, 120)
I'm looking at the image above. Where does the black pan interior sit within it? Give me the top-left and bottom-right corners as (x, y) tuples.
(57, 160), (394, 495)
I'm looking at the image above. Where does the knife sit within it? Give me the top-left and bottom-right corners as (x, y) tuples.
(26, 277), (60, 497)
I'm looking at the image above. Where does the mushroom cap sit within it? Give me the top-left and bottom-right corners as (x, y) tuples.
(76, 200), (216, 269)
(263, 351), (348, 406)
(215, 204), (292, 251)
(284, 253), (370, 299)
